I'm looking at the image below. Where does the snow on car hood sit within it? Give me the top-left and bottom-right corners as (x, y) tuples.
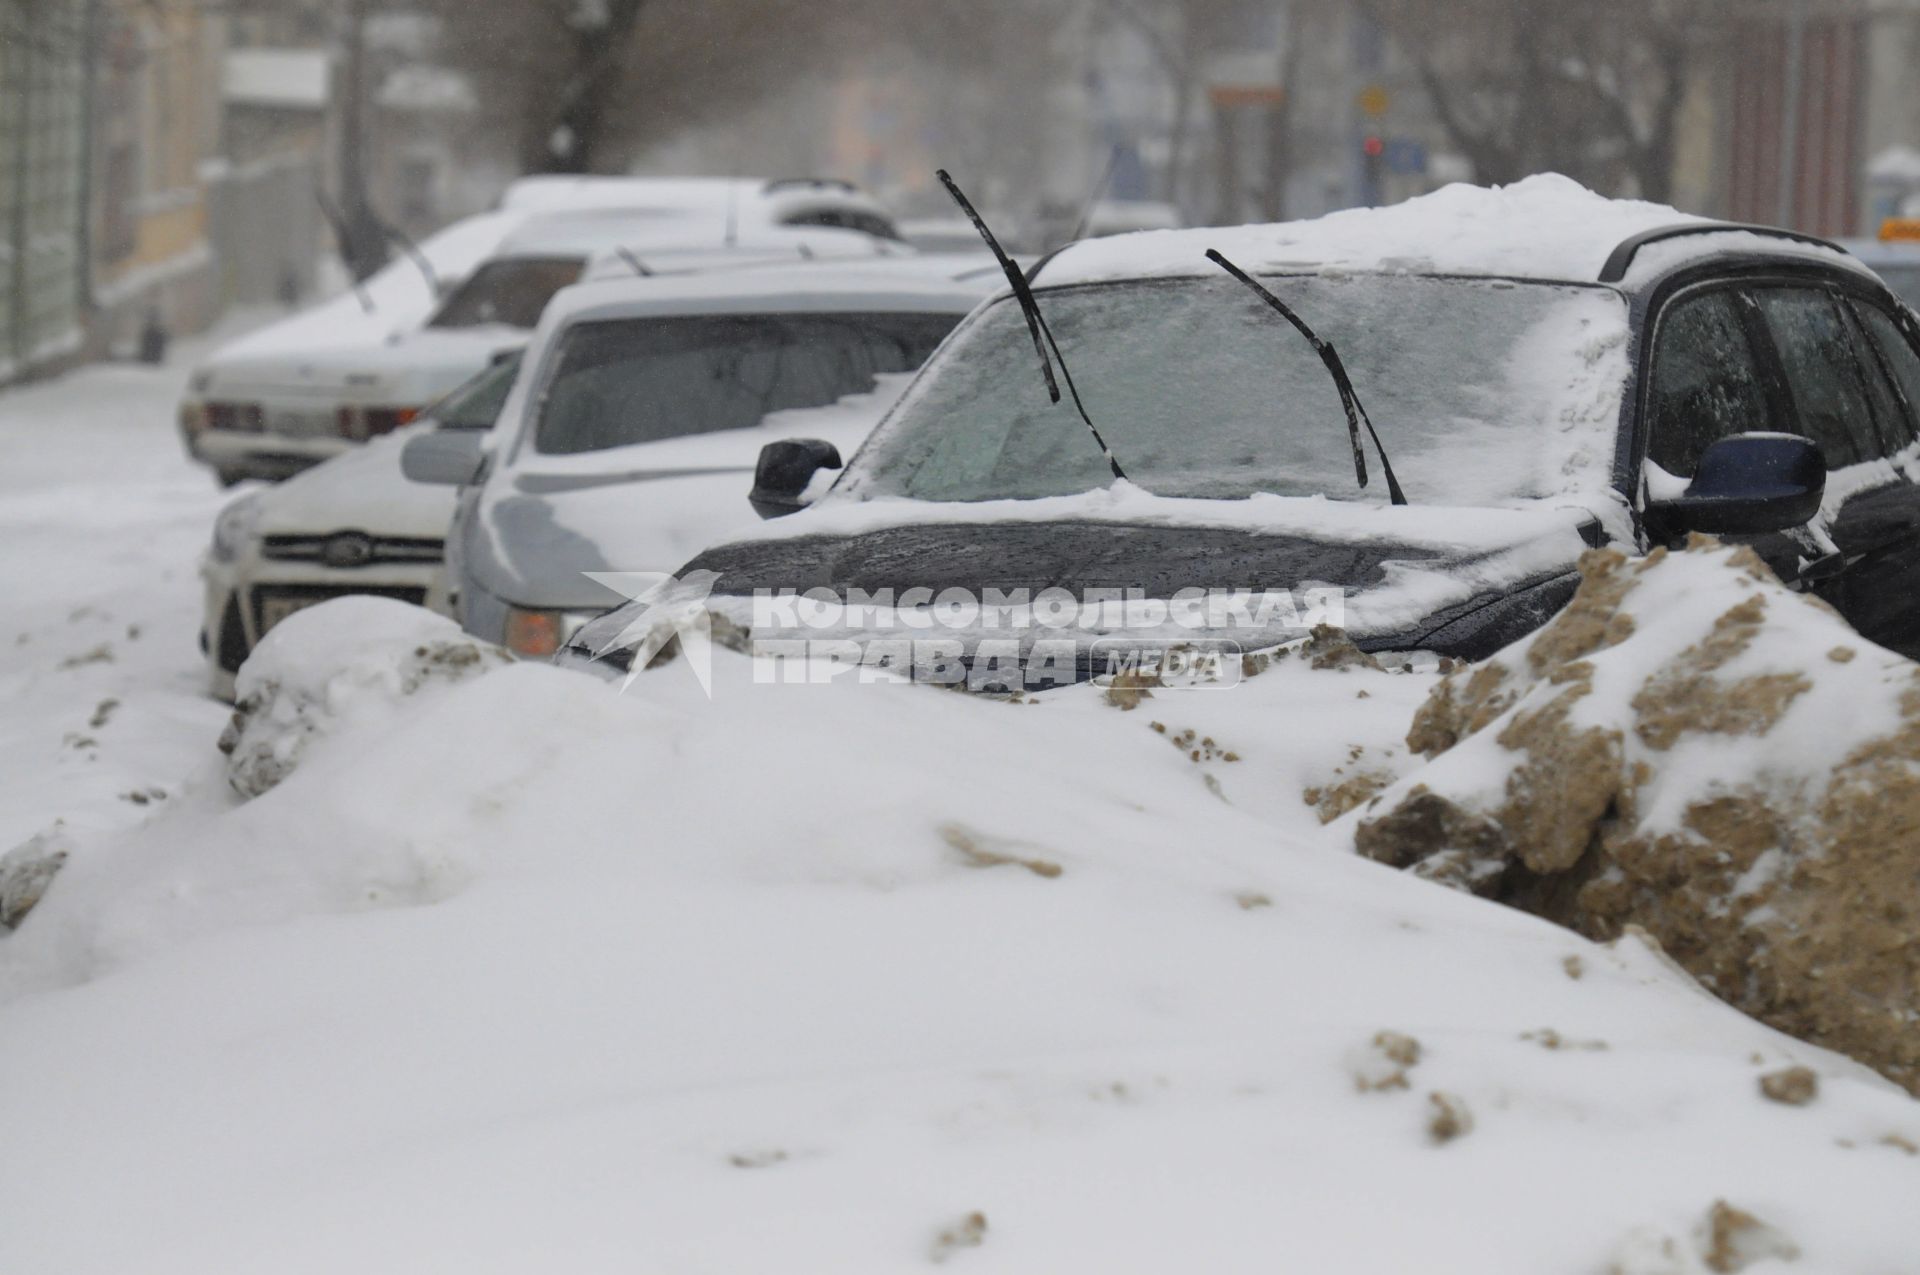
(468, 378), (909, 610)
(253, 426), (456, 540)
(684, 496), (1602, 646)
(203, 211), (523, 366)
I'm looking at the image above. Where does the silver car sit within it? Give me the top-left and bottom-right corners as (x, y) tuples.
(404, 263), (992, 657)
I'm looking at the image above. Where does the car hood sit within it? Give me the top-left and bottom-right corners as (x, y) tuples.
(197, 326), (526, 406)
(255, 426), (457, 539)
(467, 382), (907, 612)
(675, 499), (1604, 647)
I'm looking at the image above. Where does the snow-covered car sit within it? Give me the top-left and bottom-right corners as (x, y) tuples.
(563, 176), (1920, 689)
(500, 175), (903, 242)
(180, 199), (905, 486)
(405, 264), (995, 657)
(199, 351), (523, 697)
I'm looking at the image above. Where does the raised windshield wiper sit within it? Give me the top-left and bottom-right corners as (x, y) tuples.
(938, 169), (1127, 482)
(1206, 249), (1407, 506)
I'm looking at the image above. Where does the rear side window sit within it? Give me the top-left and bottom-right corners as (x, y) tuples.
(1751, 288), (1886, 466)
(1851, 301), (1920, 450)
(429, 257), (585, 330)
(535, 311), (957, 455)
(1646, 291), (1774, 476)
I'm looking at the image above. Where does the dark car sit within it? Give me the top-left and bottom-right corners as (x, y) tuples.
(563, 184), (1920, 691)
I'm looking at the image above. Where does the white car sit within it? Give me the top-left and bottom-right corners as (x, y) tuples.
(198, 352), (522, 697)
(404, 264), (995, 657)
(180, 179), (903, 485)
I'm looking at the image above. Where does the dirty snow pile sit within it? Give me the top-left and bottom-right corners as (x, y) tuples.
(3, 598), (1918, 1273)
(217, 598), (512, 798)
(1344, 538), (1920, 1097)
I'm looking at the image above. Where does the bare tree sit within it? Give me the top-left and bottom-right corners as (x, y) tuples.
(429, 0), (880, 175)
(1361, 0), (1733, 202)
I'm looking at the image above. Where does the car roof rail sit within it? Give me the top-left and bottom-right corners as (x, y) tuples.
(1598, 221), (1849, 283)
(763, 177), (859, 196)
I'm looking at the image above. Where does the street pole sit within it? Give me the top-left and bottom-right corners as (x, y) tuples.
(335, 0), (386, 281)
(1776, 0), (1807, 227)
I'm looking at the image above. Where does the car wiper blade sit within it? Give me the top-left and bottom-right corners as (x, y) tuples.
(938, 169), (1127, 482)
(1206, 249), (1406, 506)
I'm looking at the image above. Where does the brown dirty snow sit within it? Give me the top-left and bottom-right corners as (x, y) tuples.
(939, 823), (1063, 880)
(929, 1211), (988, 1263)
(1426, 1091), (1474, 1144)
(1699, 1200), (1799, 1273)
(1354, 1030), (1423, 1092)
(1351, 541), (1920, 1095)
(1758, 1066), (1819, 1107)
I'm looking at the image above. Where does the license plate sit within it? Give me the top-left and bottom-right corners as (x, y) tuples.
(267, 407), (338, 437)
(258, 594), (326, 634)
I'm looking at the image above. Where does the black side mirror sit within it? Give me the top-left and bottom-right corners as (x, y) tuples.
(750, 438), (843, 519)
(1647, 432), (1826, 536)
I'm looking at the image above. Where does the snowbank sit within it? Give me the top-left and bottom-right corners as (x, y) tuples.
(3, 593), (1917, 1272)
(220, 598), (511, 798)
(1346, 538), (1920, 1095)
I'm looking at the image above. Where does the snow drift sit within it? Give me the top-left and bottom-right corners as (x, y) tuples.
(4, 582), (1918, 1272)
(219, 599), (511, 798)
(1347, 538), (1920, 1095)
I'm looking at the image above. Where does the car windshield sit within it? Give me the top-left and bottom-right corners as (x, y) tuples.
(533, 311), (960, 455)
(850, 274), (1629, 506)
(429, 257), (585, 329)
(426, 352), (523, 430)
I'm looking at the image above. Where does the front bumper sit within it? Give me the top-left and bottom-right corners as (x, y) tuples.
(201, 550), (451, 696)
(187, 428), (352, 481)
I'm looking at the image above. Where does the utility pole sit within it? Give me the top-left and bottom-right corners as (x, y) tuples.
(1776, 0), (1807, 227)
(335, 0), (387, 281)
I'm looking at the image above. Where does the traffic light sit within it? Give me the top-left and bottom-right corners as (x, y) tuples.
(1361, 135), (1386, 205)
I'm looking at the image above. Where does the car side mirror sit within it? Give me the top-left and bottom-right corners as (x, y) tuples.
(750, 438), (843, 519)
(401, 429), (487, 487)
(1647, 432), (1826, 536)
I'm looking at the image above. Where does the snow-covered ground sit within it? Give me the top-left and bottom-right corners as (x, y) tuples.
(0, 325), (260, 858)
(2, 339), (1918, 1273)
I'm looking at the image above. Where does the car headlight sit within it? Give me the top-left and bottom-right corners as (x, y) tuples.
(210, 493), (265, 563)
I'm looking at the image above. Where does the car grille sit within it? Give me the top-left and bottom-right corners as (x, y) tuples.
(261, 533), (444, 567)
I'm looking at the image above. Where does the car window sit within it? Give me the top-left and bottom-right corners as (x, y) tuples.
(1645, 290), (1775, 476)
(1850, 300), (1920, 450)
(1751, 287), (1884, 466)
(427, 352), (523, 431)
(780, 209), (902, 241)
(534, 311), (958, 455)
(429, 257), (585, 329)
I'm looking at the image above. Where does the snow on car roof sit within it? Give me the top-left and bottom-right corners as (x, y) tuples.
(1036, 173), (1861, 288)
(487, 207), (726, 258)
(574, 228), (912, 282)
(499, 175), (891, 221)
(540, 267), (990, 328)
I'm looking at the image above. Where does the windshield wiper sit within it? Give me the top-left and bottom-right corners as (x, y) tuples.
(938, 169), (1127, 482)
(1206, 249), (1406, 505)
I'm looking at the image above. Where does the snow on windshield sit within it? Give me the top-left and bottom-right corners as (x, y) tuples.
(849, 274), (1630, 508)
